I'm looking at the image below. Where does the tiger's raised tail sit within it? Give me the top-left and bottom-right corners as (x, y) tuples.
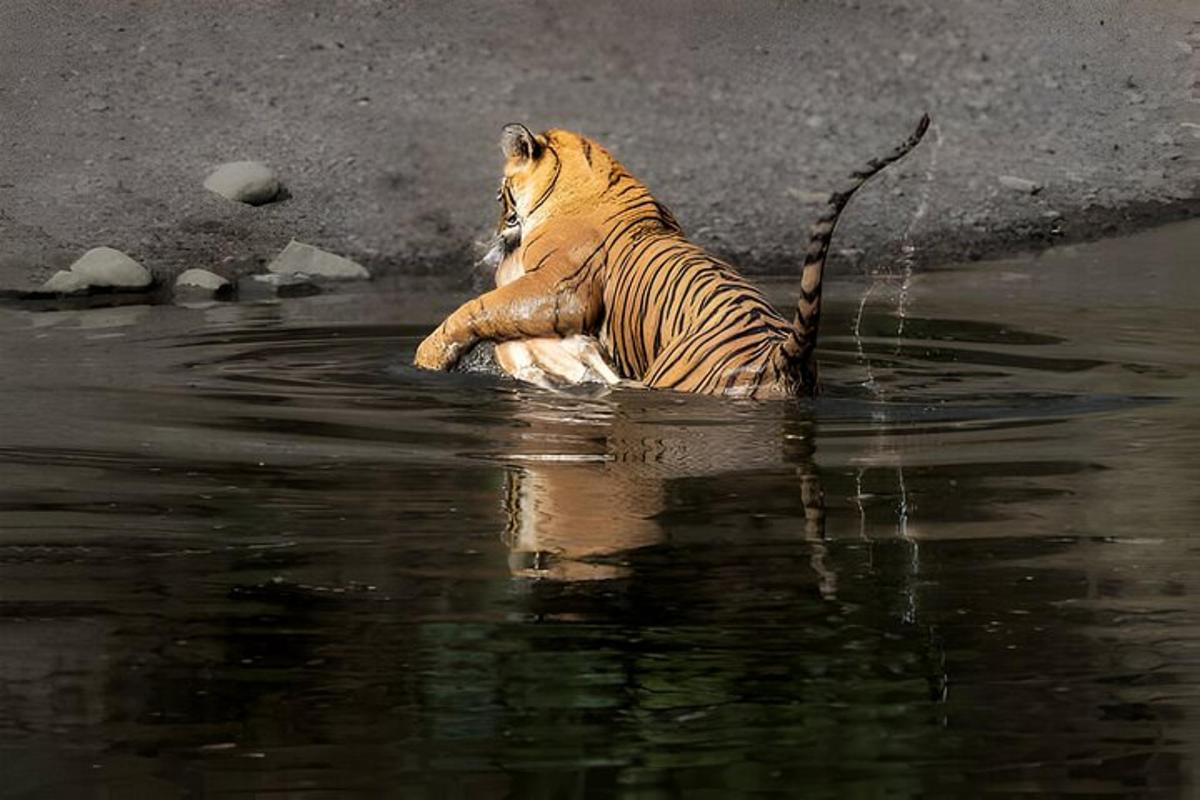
(783, 113), (931, 388)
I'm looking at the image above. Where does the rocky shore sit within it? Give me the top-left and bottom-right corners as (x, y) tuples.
(1, 1), (1197, 303)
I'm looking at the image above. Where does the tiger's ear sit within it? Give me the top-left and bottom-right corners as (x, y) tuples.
(501, 123), (541, 162)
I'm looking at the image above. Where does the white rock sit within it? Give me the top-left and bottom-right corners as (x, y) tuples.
(250, 272), (311, 286)
(998, 175), (1043, 195)
(175, 268), (230, 291)
(69, 247), (152, 288)
(239, 271), (321, 299)
(39, 270), (89, 294)
(266, 240), (370, 280)
(204, 161), (280, 205)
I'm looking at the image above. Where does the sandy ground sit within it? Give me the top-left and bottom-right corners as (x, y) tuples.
(1, 0), (1197, 292)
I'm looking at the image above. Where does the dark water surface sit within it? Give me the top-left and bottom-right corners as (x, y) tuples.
(2, 221), (1199, 798)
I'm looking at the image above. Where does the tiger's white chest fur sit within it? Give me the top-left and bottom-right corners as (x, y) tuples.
(491, 248), (621, 390)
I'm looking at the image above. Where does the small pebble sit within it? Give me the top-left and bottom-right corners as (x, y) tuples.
(175, 268), (230, 292)
(204, 161), (280, 205)
(239, 271), (321, 299)
(998, 175), (1043, 195)
(174, 268), (233, 302)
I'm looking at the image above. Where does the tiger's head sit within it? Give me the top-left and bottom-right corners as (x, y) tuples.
(479, 123), (679, 285)
(480, 124), (627, 268)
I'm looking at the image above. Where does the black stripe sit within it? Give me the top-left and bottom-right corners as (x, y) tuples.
(690, 327), (777, 393)
(606, 166), (626, 190)
(527, 144), (562, 216)
(653, 303), (755, 385)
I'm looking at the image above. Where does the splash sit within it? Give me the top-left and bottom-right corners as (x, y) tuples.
(848, 120), (942, 622)
(896, 121), (943, 339)
(852, 119), (944, 389)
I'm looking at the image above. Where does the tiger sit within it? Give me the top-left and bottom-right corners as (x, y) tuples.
(414, 114), (931, 398)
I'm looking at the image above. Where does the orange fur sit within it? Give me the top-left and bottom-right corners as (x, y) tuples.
(416, 117), (929, 397)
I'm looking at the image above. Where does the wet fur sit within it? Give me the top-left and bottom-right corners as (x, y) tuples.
(491, 248), (622, 390)
(416, 116), (930, 398)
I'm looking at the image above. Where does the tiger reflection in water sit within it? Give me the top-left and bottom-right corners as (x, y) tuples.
(496, 393), (831, 591)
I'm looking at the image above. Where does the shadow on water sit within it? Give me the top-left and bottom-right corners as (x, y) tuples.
(2, 221), (1200, 797)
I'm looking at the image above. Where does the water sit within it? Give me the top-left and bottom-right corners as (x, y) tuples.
(1, 220), (1199, 798)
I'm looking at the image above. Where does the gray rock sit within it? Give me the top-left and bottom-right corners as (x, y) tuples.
(204, 161), (280, 205)
(174, 268), (232, 301)
(266, 240), (370, 280)
(238, 271), (321, 299)
(69, 247), (152, 288)
(998, 175), (1043, 195)
(39, 270), (89, 294)
(452, 341), (503, 376)
(175, 268), (230, 291)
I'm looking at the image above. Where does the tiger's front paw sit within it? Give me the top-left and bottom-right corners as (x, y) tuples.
(414, 328), (461, 371)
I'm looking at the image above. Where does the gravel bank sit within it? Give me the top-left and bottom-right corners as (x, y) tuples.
(1, 0), (1197, 293)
